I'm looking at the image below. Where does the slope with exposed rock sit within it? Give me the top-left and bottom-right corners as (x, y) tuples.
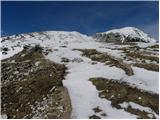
(1, 45), (71, 119)
(1, 27), (159, 119)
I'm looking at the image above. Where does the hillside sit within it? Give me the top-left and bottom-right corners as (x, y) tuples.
(1, 27), (159, 119)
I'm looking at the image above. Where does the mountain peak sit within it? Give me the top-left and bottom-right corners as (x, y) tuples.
(95, 27), (156, 43)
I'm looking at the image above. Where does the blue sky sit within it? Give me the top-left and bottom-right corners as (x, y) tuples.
(1, 1), (159, 39)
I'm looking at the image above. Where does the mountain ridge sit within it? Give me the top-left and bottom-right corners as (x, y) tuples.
(2, 27), (157, 43)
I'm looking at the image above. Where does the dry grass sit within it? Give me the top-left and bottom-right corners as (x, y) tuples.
(89, 77), (159, 118)
(146, 45), (159, 49)
(122, 47), (159, 63)
(133, 63), (159, 72)
(75, 49), (134, 76)
(1, 46), (71, 118)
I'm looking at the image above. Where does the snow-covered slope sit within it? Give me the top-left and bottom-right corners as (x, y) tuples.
(94, 27), (157, 43)
(1, 28), (159, 119)
(1, 31), (92, 60)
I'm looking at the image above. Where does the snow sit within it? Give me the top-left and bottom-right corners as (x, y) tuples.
(44, 35), (139, 118)
(45, 42), (150, 118)
(63, 63), (136, 118)
(122, 67), (159, 94)
(46, 41), (158, 118)
(0, 114), (7, 119)
(136, 42), (158, 48)
(1, 29), (159, 118)
(1, 31), (90, 60)
(1, 46), (23, 60)
(102, 27), (157, 43)
(119, 102), (158, 118)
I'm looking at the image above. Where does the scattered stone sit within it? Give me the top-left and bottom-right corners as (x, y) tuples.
(93, 106), (102, 113)
(21, 54), (25, 57)
(89, 114), (101, 119)
(147, 113), (154, 118)
(91, 61), (97, 65)
(100, 94), (105, 98)
(72, 58), (83, 63)
(44, 48), (52, 55)
(35, 61), (40, 66)
(60, 45), (67, 48)
(101, 113), (107, 117)
(3, 47), (9, 51)
(11, 60), (15, 63)
(49, 86), (56, 92)
(2, 51), (7, 54)
(14, 71), (19, 74)
(61, 57), (70, 63)
(54, 49), (58, 51)
(24, 73), (29, 76)
(138, 97), (142, 100)
(110, 95), (115, 99)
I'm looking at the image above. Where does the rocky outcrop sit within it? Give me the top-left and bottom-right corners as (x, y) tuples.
(93, 32), (124, 43)
(93, 27), (156, 43)
(93, 32), (148, 44)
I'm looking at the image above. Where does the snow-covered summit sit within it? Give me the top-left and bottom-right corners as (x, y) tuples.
(2, 30), (90, 42)
(1, 30), (92, 60)
(105, 27), (156, 42)
(94, 27), (157, 43)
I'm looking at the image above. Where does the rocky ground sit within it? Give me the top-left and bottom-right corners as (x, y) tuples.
(1, 46), (71, 119)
